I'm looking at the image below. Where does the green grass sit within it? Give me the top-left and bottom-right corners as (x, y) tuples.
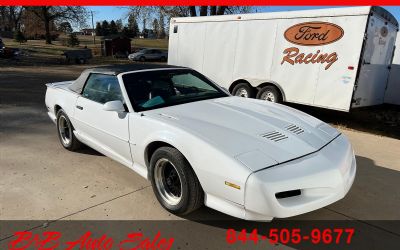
(1, 35), (168, 66)
(2, 35), (169, 57)
(132, 38), (168, 49)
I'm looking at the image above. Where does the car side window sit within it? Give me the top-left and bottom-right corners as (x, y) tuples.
(82, 74), (123, 104)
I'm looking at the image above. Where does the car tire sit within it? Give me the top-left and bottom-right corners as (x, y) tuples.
(161, 56), (166, 62)
(256, 85), (282, 103)
(150, 147), (203, 215)
(56, 109), (82, 151)
(139, 56), (146, 62)
(232, 82), (255, 98)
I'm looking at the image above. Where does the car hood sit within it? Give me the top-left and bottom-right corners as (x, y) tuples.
(144, 97), (340, 171)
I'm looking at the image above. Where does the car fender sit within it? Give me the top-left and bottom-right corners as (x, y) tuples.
(130, 114), (252, 205)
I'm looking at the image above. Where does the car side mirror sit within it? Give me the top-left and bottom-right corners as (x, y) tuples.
(103, 100), (125, 112)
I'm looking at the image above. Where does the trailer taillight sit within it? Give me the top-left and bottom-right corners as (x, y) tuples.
(348, 66), (354, 70)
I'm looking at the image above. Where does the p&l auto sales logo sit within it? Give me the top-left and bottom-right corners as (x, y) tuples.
(281, 22), (344, 70)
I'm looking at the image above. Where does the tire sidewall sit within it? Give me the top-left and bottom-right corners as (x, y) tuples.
(56, 110), (73, 148)
(257, 86), (282, 103)
(232, 82), (254, 98)
(149, 148), (190, 213)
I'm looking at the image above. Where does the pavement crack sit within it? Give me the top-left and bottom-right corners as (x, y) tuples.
(323, 207), (400, 238)
(0, 185), (151, 242)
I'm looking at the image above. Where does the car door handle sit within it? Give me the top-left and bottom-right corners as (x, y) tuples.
(76, 105), (83, 110)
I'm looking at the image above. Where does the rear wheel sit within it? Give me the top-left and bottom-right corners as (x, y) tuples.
(150, 147), (203, 215)
(56, 109), (82, 151)
(256, 85), (282, 103)
(232, 82), (255, 98)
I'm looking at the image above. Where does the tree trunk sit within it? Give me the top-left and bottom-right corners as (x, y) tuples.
(36, 7), (52, 44)
(210, 6), (217, 16)
(44, 17), (51, 44)
(216, 6), (227, 15)
(199, 6), (208, 16)
(189, 6), (197, 17)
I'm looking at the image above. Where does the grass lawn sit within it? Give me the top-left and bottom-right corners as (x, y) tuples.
(1, 35), (168, 66)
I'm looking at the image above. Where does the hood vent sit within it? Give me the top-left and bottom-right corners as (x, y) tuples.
(261, 131), (288, 142)
(286, 124), (304, 135)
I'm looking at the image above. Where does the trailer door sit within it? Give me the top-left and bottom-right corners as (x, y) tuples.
(352, 15), (397, 108)
(312, 15), (367, 111)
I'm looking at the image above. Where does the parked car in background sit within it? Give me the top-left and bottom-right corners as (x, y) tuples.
(128, 48), (168, 62)
(0, 37), (4, 49)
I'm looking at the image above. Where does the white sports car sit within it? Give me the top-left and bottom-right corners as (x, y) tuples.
(45, 64), (356, 221)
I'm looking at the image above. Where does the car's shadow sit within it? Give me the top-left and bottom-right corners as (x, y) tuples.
(175, 155), (400, 249)
(75, 146), (104, 156)
(286, 103), (400, 140)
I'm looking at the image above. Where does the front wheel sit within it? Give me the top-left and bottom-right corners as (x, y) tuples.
(56, 109), (82, 151)
(256, 86), (282, 103)
(139, 56), (146, 62)
(150, 147), (203, 215)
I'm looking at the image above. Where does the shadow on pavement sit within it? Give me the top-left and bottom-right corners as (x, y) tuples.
(181, 155), (400, 248)
(287, 103), (400, 140)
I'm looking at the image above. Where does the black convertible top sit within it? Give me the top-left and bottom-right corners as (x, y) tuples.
(87, 63), (186, 75)
(69, 63), (187, 93)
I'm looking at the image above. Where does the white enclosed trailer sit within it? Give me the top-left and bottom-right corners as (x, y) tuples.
(168, 6), (398, 111)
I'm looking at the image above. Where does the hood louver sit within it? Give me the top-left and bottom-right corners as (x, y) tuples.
(286, 124), (304, 135)
(261, 131), (288, 142)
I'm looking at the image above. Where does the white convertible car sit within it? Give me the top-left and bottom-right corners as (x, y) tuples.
(45, 64), (356, 221)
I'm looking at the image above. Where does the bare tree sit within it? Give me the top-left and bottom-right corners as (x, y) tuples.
(26, 6), (87, 44)
(126, 6), (253, 37)
(0, 6), (24, 32)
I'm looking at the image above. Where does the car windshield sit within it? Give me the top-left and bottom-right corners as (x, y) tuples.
(122, 69), (228, 111)
(138, 49), (148, 53)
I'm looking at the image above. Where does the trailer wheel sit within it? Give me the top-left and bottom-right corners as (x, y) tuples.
(256, 86), (282, 103)
(232, 83), (255, 98)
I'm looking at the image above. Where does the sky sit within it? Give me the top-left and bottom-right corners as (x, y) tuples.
(86, 6), (400, 29)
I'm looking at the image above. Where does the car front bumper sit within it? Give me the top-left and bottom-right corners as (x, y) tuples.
(244, 134), (356, 221)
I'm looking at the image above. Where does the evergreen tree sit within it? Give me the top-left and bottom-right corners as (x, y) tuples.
(127, 14), (139, 38)
(109, 20), (118, 35)
(14, 30), (26, 44)
(101, 20), (110, 36)
(121, 26), (133, 38)
(152, 18), (159, 38)
(115, 19), (123, 32)
(95, 22), (103, 36)
(158, 12), (166, 39)
(67, 32), (80, 47)
(132, 19), (139, 37)
(58, 22), (73, 34)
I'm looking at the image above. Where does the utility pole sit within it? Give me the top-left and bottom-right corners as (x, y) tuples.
(91, 11), (95, 45)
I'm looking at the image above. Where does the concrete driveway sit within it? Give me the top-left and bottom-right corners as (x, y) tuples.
(1, 66), (399, 248)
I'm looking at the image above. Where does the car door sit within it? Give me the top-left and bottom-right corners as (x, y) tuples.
(143, 49), (153, 60)
(153, 50), (162, 60)
(73, 73), (132, 166)
(148, 49), (159, 60)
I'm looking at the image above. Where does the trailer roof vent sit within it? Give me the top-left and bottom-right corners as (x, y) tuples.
(261, 131), (288, 142)
(286, 124), (304, 135)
